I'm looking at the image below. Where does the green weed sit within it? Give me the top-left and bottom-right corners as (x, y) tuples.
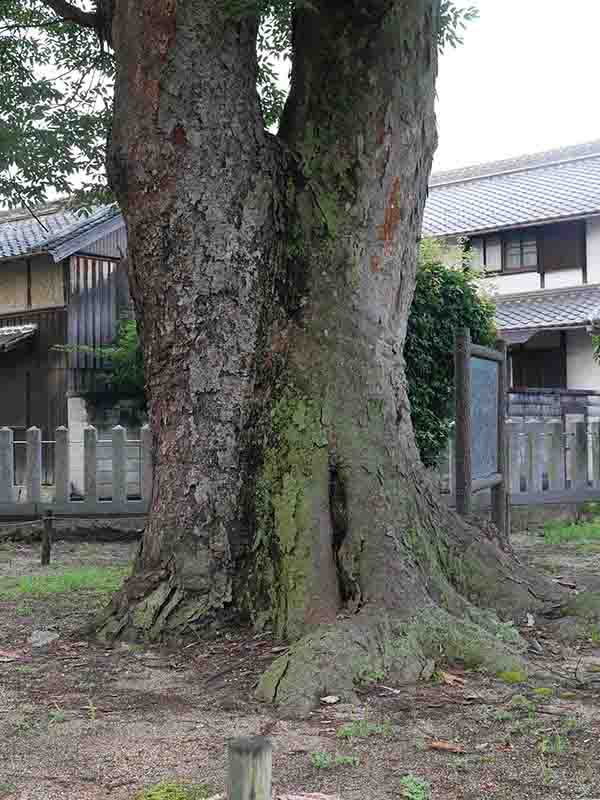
(310, 752), (359, 769)
(310, 751), (332, 769)
(49, 705), (66, 724)
(539, 734), (567, 754)
(336, 719), (392, 740)
(399, 774), (430, 800)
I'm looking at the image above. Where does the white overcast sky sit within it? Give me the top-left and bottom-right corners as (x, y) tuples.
(433, 0), (600, 171)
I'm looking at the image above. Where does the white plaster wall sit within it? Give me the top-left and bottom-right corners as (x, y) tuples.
(0, 261), (27, 313)
(586, 217), (600, 285)
(567, 329), (600, 391)
(545, 268), (583, 290)
(30, 255), (63, 308)
(484, 271), (541, 296)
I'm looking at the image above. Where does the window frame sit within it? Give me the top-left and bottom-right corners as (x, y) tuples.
(470, 229), (539, 275)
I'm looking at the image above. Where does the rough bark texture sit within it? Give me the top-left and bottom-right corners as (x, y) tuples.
(95, 0), (565, 712)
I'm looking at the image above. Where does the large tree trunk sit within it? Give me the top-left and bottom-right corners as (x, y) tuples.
(98, 0), (563, 712)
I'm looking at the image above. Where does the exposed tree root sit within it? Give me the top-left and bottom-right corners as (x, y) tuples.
(256, 606), (531, 716)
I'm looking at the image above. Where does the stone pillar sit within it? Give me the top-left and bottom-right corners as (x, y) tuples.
(25, 426), (42, 503)
(0, 427), (15, 503)
(67, 395), (88, 496)
(54, 426), (70, 504)
(141, 424), (153, 503)
(84, 425), (97, 502)
(112, 425), (127, 506)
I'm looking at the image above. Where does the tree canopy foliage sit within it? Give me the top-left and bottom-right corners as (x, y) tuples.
(1, 0), (477, 206)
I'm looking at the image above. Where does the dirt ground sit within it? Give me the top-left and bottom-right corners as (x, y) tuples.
(1, 531), (600, 800)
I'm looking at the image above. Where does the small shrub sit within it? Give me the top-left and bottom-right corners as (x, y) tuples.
(399, 774), (431, 800)
(494, 709), (513, 723)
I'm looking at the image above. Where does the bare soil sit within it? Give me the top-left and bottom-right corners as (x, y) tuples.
(1, 532), (599, 799)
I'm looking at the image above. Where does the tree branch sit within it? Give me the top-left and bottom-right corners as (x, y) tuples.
(40, 0), (98, 30)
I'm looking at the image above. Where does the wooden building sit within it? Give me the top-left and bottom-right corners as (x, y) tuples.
(0, 203), (129, 483)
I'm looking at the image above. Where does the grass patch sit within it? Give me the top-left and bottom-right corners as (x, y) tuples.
(133, 782), (213, 800)
(336, 719), (392, 740)
(543, 518), (600, 544)
(0, 566), (128, 600)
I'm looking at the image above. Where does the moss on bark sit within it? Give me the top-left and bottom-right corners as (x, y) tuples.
(252, 389), (331, 639)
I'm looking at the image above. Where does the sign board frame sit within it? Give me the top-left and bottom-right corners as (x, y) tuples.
(454, 328), (508, 536)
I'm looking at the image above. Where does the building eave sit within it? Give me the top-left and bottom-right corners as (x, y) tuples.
(426, 210), (600, 240)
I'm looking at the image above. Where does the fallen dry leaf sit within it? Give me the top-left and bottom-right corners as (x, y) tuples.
(440, 670), (465, 687)
(426, 738), (466, 754)
(380, 685), (402, 695)
(0, 649), (21, 663)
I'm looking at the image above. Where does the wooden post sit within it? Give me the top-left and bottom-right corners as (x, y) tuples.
(492, 339), (507, 537)
(41, 509), (52, 566)
(455, 329), (472, 516)
(228, 736), (272, 800)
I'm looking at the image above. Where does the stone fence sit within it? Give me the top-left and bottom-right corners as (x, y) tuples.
(0, 425), (151, 516)
(441, 415), (600, 507)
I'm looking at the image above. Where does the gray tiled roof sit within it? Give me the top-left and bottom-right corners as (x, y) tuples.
(0, 324), (37, 352)
(0, 203), (122, 262)
(495, 285), (600, 331)
(424, 141), (600, 237)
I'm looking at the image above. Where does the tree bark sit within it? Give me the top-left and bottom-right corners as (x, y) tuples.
(96, 0), (564, 711)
